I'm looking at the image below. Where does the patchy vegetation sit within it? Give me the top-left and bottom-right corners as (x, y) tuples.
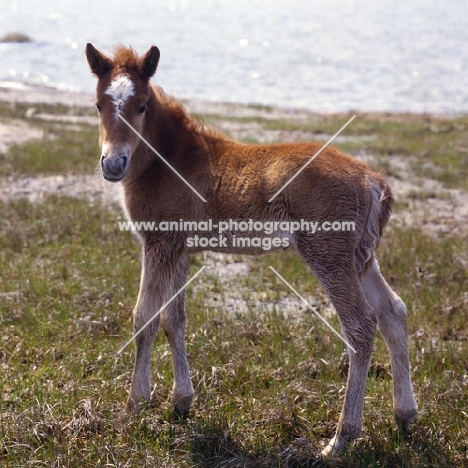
(0, 101), (467, 467)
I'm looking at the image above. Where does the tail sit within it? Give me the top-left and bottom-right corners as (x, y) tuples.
(355, 176), (394, 275)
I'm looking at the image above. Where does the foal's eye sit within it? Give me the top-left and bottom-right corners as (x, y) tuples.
(95, 103), (102, 113)
(138, 105), (146, 115)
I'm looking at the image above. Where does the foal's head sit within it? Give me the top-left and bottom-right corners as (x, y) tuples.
(86, 43), (160, 181)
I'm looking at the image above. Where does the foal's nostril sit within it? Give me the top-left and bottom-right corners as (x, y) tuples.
(100, 154), (129, 181)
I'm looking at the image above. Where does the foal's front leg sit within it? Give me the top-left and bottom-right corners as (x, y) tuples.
(161, 253), (194, 416)
(126, 243), (180, 413)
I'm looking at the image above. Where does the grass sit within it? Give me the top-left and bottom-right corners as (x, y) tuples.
(2, 103), (468, 192)
(0, 102), (467, 467)
(1, 128), (99, 176)
(1, 196), (467, 467)
(0, 101), (96, 120)
(0, 101), (99, 176)
(202, 112), (468, 191)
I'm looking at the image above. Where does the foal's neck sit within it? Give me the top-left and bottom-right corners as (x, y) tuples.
(123, 85), (225, 190)
(149, 86), (204, 156)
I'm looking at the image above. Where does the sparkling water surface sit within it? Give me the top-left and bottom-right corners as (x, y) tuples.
(1, 0), (467, 114)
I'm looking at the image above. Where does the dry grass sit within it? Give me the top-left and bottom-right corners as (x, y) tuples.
(0, 103), (467, 467)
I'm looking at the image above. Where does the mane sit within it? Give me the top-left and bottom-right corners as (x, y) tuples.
(111, 45), (140, 70)
(152, 85), (227, 142)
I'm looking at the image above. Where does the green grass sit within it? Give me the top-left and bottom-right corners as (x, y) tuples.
(202, 112), (468, 191)
(0, 101), (96, 120)
(0, 100), (98, 176)
(0, 104), (467, 467)
(0, 127), (99, 176)
(0, 194), (467, 467)
(3, 103), (468, 193)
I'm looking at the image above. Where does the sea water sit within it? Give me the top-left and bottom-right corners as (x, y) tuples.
(1, 0), (467, 114)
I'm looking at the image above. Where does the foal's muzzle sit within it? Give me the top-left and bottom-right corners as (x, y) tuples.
(101, 154), (128, 182)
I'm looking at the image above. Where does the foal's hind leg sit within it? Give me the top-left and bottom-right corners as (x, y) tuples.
(321, 281), (376, 455)
(361, 260), (418, 429)
(160, 253), (194, 416)
(299, 242), (377, 455)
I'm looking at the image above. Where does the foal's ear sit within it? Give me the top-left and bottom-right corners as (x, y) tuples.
(86, 43), (112, 77)
(139, 46), (160, 78)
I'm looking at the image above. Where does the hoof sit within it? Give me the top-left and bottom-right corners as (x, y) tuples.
(321, 436), (344, 457)
(116, 409), (131, 425)
(172, 407), (189, 421)
(321, 426), (361, 457)
(173, 394), (193, 418)
(395, 407), (418, 432)
(321, 444), (336, 458)
(125, 395), (148, 414)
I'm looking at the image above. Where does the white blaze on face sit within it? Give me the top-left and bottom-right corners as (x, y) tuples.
(104, 75), (135, 119)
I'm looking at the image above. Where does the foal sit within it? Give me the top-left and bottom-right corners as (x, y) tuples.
(86, 43), (417, 456)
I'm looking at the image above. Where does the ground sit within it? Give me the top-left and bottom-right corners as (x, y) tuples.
(0, 83), (467, 467)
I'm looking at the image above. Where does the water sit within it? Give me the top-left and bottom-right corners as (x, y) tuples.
(1, 0), (468, 114)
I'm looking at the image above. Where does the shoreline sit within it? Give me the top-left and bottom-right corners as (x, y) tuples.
(0, 80), (94, 106)
(0, 79), (462, 119)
